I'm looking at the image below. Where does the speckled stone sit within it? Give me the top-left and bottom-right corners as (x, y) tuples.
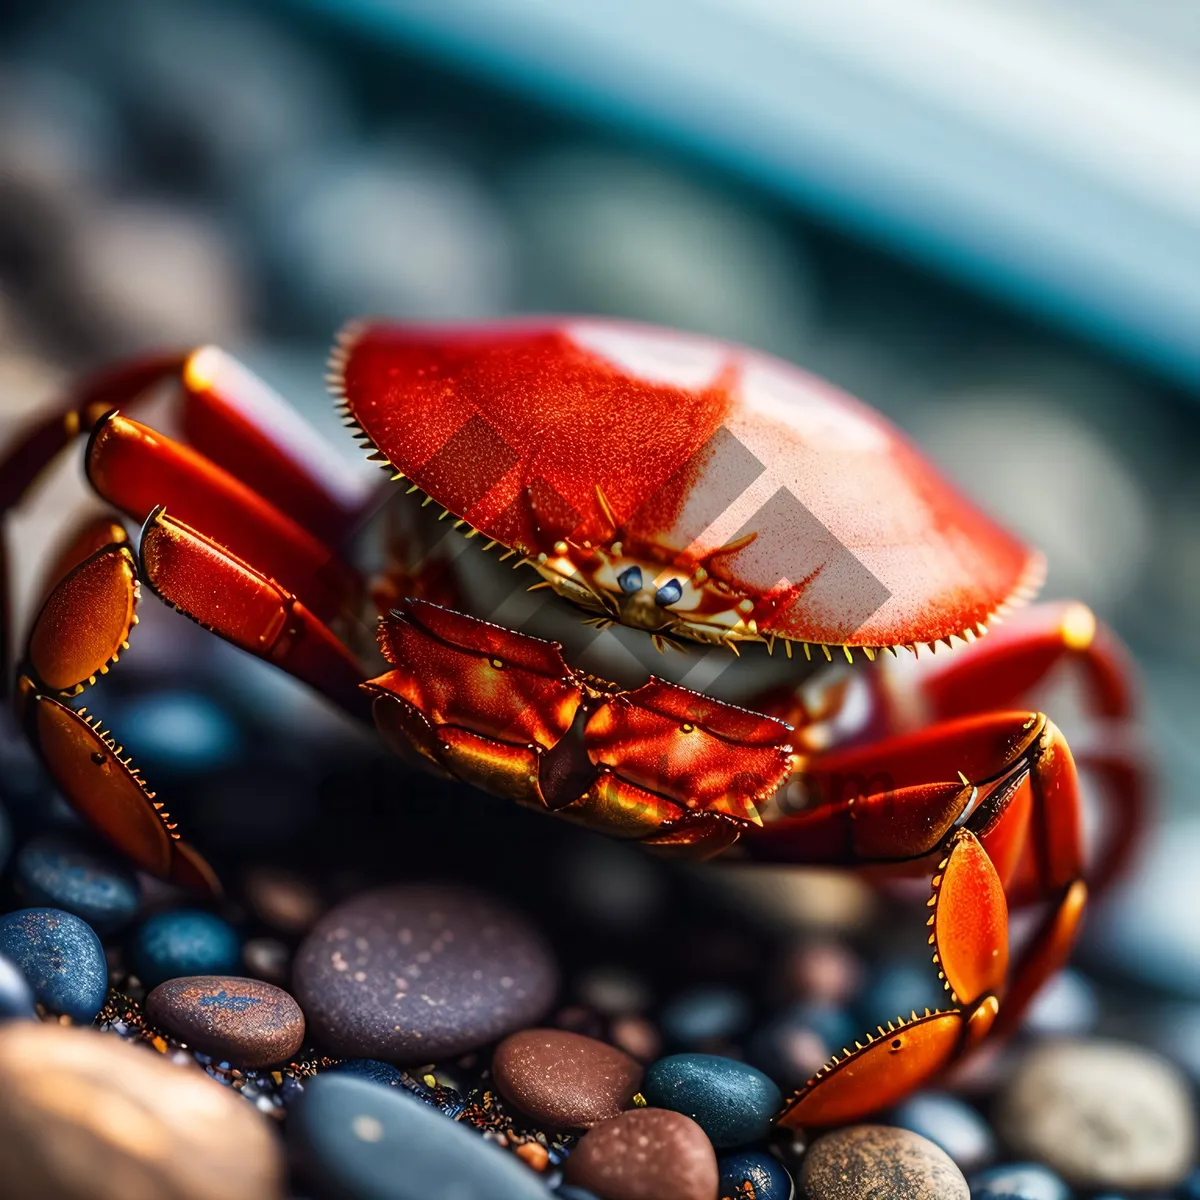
(798, 1125), (969, 1200)
(0, 956), (35, 1021)
(493, 1028), (643, 1129)
(292, 884), (557, 1062)
(130, 909), (240, 988)
(145, 975), (305, 1069)
(0, 1022), (282, 1200)
(290, 1072), (547, 1200)
(0, 908), (106, 1022)
(995, 1038), (1196, 1190)
(563, 1108), (718, 1200)
(643, 1053), (781, 1148)
(718, 1149), (794, 1200)
(14, 834), (140, 933)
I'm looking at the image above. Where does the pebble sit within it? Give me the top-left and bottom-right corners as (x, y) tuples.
(659, 986), (752, 1048)
(1020, 969), (1098, 1037)
(563, 1108), (719, 1200)
(967, 1163), (1071, 1200)
(781, 940), (862, 1006)
(718, 1149), (795, 1200)
(292, 884), (557, 1062)
(145, 975), (305, 1069)
(290, 1072), (548, 1200)
(14, 833), (139, 932)
(0, 908), (106, 1022)
(643, 1053), (781, 1148)
(0, 1022), (282, 1200)
(130, 909), (241, 988)
(493, 1028), (643, 1129)
(887, 1092), (996, 1172)
(105, 691), (243, 774)
(556, 1189), (602, 1200)
(0, 955), (35, 1021)
(241, 936), (290, 987)
(748, 1002), (851, 1088)
(242, 866), (324, 933)
(994, 1039), (1196, 1190)
(331, 1059), (407, 1088)
(798, 1125), (969, 1200)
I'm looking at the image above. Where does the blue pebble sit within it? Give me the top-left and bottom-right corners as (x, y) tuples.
(718, 1149), (794, 1200)
(1182, 1168), (1200, 1200)
(0, 953), (36, 1020)
(660, 985), (751, 1047)
(858, 962), (944, 1027)
(968, 1162), (1071, 1200)
(643, 1052), (782, 1148)
(0, 908), (106, 1022)
(290, 1073), (549, 1200)
(15, 834), (140, 933)
(555, 1189), (602, 1200)
(331, 1059), (407, 1087)
(888, 1091), (995, 1172)
(130, 909), (240, 988)
(105, 691), (241, 774)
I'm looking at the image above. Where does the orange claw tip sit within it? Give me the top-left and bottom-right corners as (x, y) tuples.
(335, 319), (1039, 648)
(27, 695), (174, 878)
(26, 544), (138, 696)
(777, 1009), (963, 1129)
(932, 829), (1009, 1007)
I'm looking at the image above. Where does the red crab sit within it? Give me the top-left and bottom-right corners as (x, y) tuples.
(1, 319), (1145, 1126)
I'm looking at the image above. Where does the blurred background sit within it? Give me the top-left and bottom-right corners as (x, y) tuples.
(1, 0), (1199, 1022)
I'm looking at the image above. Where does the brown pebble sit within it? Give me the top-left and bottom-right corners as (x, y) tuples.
(494, 1028), (643, 1129)
(610, 1015), (661, 1063)
(243, 867), (324, 934)
(146, 975), (305, 1069)
(564, 1108), (717, 1200)
(0, 1022), (282, 1200)
(799, 1125), (968, 1200)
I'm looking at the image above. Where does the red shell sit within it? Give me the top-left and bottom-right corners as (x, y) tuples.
(337, 319), (1038, 647)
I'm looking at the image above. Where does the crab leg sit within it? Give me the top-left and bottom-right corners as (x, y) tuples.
(897, 601), (1145, 892)
(752, 710), (1084, 1126)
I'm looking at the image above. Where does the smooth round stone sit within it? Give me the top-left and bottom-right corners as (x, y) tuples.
(0, 955), (35, 1021)
(995, 1039), (1195, 1190)
(331, 1059), (407, 1088)
(643, 1053), (781, 1148)
(798, 1126), (969, 1200)
(290, 1072), (547, 1200)
(718, 1149), (794, 1200)
(967, 1163), (1071, 1200)
(0, 1022), (281, 1200)
(146, 975), (305, 1069)
(659, 985), (751, 1047)
(293, 884), (558, 1062)
(130, 909), (241, 988)
(564, 1108), (719, 1200)
(106, 690), (242, 773)
(14, 834), (139, 932)
(0, 908), (105, 1022)
(493, 1028), (643, 1129)
(887, 1091), (996, 1172)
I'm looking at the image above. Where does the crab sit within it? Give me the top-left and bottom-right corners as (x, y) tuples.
(1, 319), (1145, 1126)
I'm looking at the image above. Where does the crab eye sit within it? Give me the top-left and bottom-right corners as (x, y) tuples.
(617, 566), (643, 594)
(655, 578), (683, 607)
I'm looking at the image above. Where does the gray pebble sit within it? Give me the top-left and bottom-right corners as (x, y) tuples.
(995, 1039), (1195, 1190)
(798, 1125), (969, 1200)
(290, 1072), (547, 1200)
(292, 884), (557, 1062)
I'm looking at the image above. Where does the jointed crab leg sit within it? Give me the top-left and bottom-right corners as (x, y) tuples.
(751, 709), (1084, 1126)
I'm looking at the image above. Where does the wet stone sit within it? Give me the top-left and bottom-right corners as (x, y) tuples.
(290, 1072), (547, 1200)
(0, 908), (106, 1022)
(331, 1058), (407, 1088)
(967, 1163), (1071, 1200)
(563, 1107), (719, 1200)
(493, 1028), (643, 1129)
(145, 975), (305, 1069)
(14, 833), (139, 933)
(292, 883), (557, 1062)
(0, 955), (35, 1021)
(718, 1149), (794, 1200)
(798, 1125), (969, 1200)
(995, 1039), (1196, 1190)
(887, 1091), (995, 1173)
(131, 909), (241, 988)
(643, 1053), (781, 1148)
(0, 1022), (282, 1200)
